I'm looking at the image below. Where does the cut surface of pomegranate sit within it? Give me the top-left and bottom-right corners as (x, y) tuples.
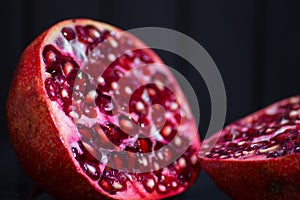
(6, 19), (200, 199)
(199, 96), (300, 200)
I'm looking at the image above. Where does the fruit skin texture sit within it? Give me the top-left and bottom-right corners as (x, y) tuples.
(199, 96), (300, 200)
(7, 19), (201, 199)
(201, 155), (300, 199)
(6, 22), (108, 200)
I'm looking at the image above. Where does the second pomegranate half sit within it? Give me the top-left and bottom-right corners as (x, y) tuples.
(199, 96), (300, 200)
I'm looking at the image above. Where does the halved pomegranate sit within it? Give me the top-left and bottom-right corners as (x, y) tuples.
(6, 19), (200, 199)
(199, 96), (300, 200)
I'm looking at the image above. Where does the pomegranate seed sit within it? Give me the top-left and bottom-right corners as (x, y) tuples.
(63, 61), (75, 76)
(135, 49), (153, 63)
(141, 174), (156, 193)
(137, 137), (152, 153)
(118, 54), (133, 70)
(294, 146), (300, 153)
(45, 78), (59, 100)
(160, 121), (177, 142)
(63, 101), (73, 116)
(77, 141), (100, 164)
(75, 25), (90, 44)
(71, 147), (81, 160)
(118, 114), (137, 135)
(86, 25), (101, 39)
(78, 125), (93, 140)
(126, 136), (153, 153)
(95, 93), (115, 115)
(61, 27), (76, 41)
(93, 124), (111, 145)
(82, 104), (97, 118)
(66, 68), (79, 87)
(267, 151), (280, 158)
(82, 90), (97, 105)
(157, 183), (168, 194)
(100, 29), (110, 41)
(107, 154), (123, 169)
(99, 179), (115, 194)
(53, 74), (68, 87)
(99, 167), (127, 194)
(75, 25), (110, 54)
(151, 104), (165, 128)
(101, 123), (129, 146)
(60, 85), (71, 100)
(43, 45), (62, 66)
(81, 162), (100, 180)
(102, 67), (124, 85)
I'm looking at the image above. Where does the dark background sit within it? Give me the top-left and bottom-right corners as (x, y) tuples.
(1, 0), (300, 199)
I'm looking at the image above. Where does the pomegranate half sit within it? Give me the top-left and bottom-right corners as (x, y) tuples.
(6, 19), (201, 199)
(199, 96), (300, 200)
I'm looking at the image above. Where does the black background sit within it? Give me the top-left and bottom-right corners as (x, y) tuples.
(1, 0), (300, 199)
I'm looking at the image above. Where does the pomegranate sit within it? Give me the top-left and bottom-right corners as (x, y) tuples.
(199, 96), (300, 200)
(6, 19), (200, 199)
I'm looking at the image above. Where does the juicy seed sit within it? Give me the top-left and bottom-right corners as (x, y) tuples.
(160, 121), (177, 141)
(61, 27), (76, 41)
(95, 93), (115, 115)
(81, 162), (100, 180)
(87, 26), (101, 39)
(157, 184), (167, 194)
(145, 179), (155, 192)
(98, 167), (127, 195)
(45, 78), (59, 100)
(294, 146), (300, 152)
(140, 173), (156, 193)
(118, 114), (137, 135)
(43, 45), (62, 66)
(99, 179), (115, 195)
(101, 123), (129, 146)
(63, 62), (74, 76)
(126, 136), (153, 153)
(136, 137), (152, 153)
(71, 147), (80, 160)
(267, 151), (280, 158)
(77, 141), (101, 164)
(178, 157), (187, 168)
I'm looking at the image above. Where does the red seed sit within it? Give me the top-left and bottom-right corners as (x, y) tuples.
(43, 45), (62, 65)
(61, 27), (76, 41)
(95, 94), (115, 115)
(141, 174), (156, 193)
(45, 78), (59, 100)
(80, 161), (100, 180)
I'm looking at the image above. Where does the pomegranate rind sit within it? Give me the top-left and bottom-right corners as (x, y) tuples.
(199, 96), (300, 200)
(6, 19), (201, 199)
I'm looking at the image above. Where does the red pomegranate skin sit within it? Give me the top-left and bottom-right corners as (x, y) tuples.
(201, 155), (300, 199)
(199, 96), (300, 200)
(6, 19), (201, 199)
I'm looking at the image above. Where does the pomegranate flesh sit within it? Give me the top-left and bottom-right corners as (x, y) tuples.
(199, 96), (300, 200)
(6, 19), (201, 199)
